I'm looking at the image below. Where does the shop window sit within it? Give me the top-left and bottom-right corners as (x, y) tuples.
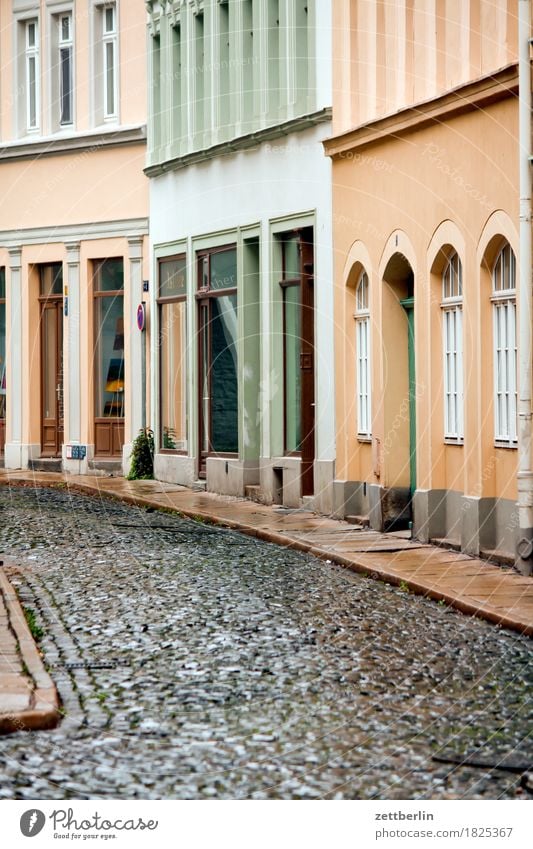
(93, 259), (125, 457)
(0, 268), (6, 452)
(492, 243), (517, 444)
(441, 252), (463, 440)
(355, 270), (371, 437)
(197, 246), (238, 473)
(158, 256), (187, 451)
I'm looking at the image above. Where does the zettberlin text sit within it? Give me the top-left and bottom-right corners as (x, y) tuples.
(375, 811), (434, 821)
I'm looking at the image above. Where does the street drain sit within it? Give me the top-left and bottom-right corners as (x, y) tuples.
(52, 662), (124, 670)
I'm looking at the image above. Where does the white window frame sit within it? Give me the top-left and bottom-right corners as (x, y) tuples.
(102, 3), (118, 120)
(58, 12), (73, 126)
(25, 18), (40, 132)
(441, 252), (464, 441)
(492, 243), (517, 446)
(355, 270), (371, 438)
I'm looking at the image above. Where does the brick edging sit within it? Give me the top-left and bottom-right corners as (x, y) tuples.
(0, 569), (61, 733)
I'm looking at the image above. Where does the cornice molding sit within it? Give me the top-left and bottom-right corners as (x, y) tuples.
(145, 108), (332, 177)
(0, 125), (147, 163)
(323, 64), (518, 158)
(0, 218), (149, 248)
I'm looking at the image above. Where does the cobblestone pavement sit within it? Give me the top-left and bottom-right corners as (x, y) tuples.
(0, 486), (531, 800)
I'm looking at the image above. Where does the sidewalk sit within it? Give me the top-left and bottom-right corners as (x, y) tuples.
(0, 468), (531, 733)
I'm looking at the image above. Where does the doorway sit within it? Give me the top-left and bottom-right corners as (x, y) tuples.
(39, 264), (64, 457)
(280, 228), (315, 496)
(382, 252), (415, 526)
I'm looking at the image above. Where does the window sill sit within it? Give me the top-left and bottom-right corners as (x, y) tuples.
(357, 435), (372, 443)
(0, 124), (146, 162)
(444, 439), (464, 446)
(494, 441), (518, 450)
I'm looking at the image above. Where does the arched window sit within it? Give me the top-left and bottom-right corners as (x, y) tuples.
(492, 243), (517, 444)
(355, 270), (371, 436)
(441, 252), (463, 440)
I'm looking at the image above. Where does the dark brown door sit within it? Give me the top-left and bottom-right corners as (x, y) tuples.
(300, 237), (315, 496)
(41, 300), (64, 457)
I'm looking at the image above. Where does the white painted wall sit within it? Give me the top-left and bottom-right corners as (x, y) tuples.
(149, 121), (335, 464)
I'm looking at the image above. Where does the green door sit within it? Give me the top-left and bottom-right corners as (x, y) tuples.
(400, 297), (416, 496)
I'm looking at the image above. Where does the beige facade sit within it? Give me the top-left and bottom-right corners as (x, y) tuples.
(326, 1), (525, 565)
(0, 0), (149, 473)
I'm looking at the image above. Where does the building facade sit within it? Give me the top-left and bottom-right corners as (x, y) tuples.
(146, 0), (335, 511)
(325, 1), (525, 565)
(0, 0), (149, 474)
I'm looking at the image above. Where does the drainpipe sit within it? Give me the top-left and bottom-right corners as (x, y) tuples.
(516, 0), (533, 576)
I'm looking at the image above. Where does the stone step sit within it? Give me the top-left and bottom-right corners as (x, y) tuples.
(191, 479), (207, 492)
(244, 485), (263, 503)
(301, 495), (315, 511)
(346, 514), (370, 527)
(88, 459), (123, 477)
(28, 458), (62, 473)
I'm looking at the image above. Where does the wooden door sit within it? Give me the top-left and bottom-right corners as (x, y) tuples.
(41, 300), (64, 456)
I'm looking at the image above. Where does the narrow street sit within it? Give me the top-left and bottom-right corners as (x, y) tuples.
(0, 486), (531, 800)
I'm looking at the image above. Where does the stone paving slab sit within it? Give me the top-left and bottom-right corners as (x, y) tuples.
(0, 469), (532, 639)
(0, 566), (60, 735)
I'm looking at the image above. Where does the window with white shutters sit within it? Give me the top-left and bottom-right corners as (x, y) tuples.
(441, 252), (463, 440)
(492, 243), (517, 444)
(355, 271), (371, 437)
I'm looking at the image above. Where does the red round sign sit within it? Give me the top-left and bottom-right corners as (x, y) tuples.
(137, 303), (146, 331)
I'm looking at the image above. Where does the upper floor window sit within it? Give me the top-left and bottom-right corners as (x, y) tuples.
(441, 252), (463, 440)
(93, 3), (118, 124)
(58, 13), (73, 125)
(355, 270), (371, 437)
(492, 243), (517, 445)
(103, 4), (117, 119)
(25, 19), (40, 131)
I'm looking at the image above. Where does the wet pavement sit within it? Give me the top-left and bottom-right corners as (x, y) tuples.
(0, 485), (531, 799)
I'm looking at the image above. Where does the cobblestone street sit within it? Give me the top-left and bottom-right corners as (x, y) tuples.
(0, 486), (531, 800)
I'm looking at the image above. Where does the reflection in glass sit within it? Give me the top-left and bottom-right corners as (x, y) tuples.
(160, 300), (187, 450)
(284, 285), (301, 452)
(40, 263), (63, 297)
(0, 268), (5, 420)
(42, 307), (58, 420)
(95, 294), (124, 418)
(210, 293), (238, 452)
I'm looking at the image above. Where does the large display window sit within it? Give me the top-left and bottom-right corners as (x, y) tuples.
(197, 246), (238, 476)
(158, 255), (187, 451)
(0, 267), (5, 455)
(93, 258), (125, 457)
